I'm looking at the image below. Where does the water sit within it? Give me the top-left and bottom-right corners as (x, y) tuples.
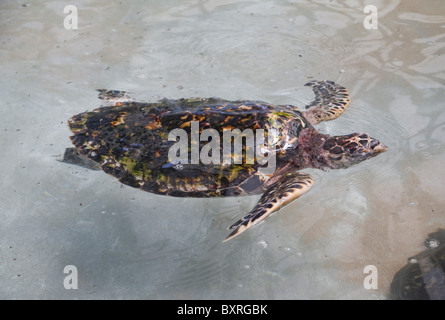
(1, 0), (444, 299)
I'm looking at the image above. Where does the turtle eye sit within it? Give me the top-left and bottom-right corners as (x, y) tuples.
(330, 146), (343, 154)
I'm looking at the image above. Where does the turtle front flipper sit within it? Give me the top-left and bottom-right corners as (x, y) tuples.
(223, 172), (314, 242)
(96, 89), (135, 106)
(303, 80), (350, 125)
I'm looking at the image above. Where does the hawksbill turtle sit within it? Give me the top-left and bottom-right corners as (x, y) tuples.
(65, 80), (387, 241)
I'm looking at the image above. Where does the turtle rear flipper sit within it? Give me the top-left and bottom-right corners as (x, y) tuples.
(96, 89), (135, 106)
(223, 172), (314, 242)
(61, 147), (101, 170)
(303, 80), (351, 125)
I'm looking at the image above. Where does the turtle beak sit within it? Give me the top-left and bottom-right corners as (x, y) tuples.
(370, 139), (388, 154)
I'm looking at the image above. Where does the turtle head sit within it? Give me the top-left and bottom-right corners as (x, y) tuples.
(323, 133), (387, 169)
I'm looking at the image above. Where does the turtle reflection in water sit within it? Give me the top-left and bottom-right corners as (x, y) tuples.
(64, 81), (387, 241)
(390, 229), (445, 300)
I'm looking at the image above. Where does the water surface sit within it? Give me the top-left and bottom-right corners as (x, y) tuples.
(1, 0), (444, 299)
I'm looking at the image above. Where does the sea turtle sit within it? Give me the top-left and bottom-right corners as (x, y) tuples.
(65, 80), (387, 241)
(390, 229), (445, 300)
